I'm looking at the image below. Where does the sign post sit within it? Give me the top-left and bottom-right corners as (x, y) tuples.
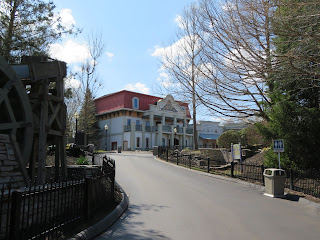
(273, 139), (284, 169)
(232, 143), (242, 172)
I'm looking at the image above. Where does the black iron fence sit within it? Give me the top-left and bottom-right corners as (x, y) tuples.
(0, 155), (116, 240)
(156, 146), (320, 199)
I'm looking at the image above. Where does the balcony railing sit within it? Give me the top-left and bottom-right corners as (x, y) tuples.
(136, 125), (142, 131)
(186, 128), (193, 134)
(124, 125), (131, 132)
(162, 125), (171, 132)
(145, 126), (151, 132)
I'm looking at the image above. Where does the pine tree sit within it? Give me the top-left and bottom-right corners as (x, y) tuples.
(259, 0), (320, 170)
(78, 89), (102, 146)
(0, 0), (78, 62)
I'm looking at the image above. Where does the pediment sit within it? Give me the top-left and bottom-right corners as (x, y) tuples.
(160, 100), (178, 112)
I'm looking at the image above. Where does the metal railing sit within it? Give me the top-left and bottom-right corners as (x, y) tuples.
(124, 125), (131, 132)
(162, 125), (171, 132)
(135, 125), (142, 131)
(0, 155), (116, 240)
(186, 128), (193, 134)
(156, 146), (320, 199)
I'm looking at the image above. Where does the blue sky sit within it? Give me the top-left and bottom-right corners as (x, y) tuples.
(51, 0), (196, 99)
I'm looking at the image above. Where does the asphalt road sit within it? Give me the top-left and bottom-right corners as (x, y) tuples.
(96, 153), (320, 240)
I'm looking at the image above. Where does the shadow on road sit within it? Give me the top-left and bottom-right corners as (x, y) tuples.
(96, 203), (171, 240)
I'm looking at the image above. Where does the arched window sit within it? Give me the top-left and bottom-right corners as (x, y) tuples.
(146, 138), (149, 148)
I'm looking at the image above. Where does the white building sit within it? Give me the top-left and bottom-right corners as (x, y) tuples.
(95, 90), (193, 151)
(196, 121), (224, 148)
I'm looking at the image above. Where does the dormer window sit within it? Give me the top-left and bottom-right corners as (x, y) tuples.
(132, 97), (139, 109)
(181, 106), (186, 111)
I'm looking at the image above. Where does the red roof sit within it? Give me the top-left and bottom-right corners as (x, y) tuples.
(95, 90), (191, 118)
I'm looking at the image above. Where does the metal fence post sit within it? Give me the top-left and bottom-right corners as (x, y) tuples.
(84, 178), (93, 221)
(231, 162), (234, 178)
(111, 168), (115, 201)
(207, 158), (210, 173)
(261, 165), (265, 184)
(189, 154), (192, 169)
(9, 190), (22, 240)
(176, 151), (179, 165)
(289, 169), (294, 190)
(166, 148), (168, 162)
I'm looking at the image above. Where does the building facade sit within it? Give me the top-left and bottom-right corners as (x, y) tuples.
(95, 90), (193, 151)
(197, 121), (224, 148)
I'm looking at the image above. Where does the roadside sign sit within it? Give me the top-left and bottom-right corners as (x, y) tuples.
(273, 139), (284, 169)
(273, 139), (284, 153)
(232, 144), (241, 160)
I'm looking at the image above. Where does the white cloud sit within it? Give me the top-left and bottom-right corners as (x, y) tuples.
(106, 52), (114, 62)
(59, 9), (76, 29)
(65, 77), (81, 89)
(49, 40), (90, 63)
(174, 14), (185, 29)
(124, 82), (150, 94)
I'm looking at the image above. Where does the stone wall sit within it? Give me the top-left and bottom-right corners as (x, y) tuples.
(199, 148), (231, 163)
(0, 134), (25, 189)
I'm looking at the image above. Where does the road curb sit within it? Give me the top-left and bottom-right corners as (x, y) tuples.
(155, 156), (320, 212)
(70, 183), (129, 240)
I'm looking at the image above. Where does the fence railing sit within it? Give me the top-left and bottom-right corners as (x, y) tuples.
(156, 146), (320, 199)
(0, 155), (116, 240)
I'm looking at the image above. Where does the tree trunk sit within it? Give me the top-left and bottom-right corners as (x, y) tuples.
(4, 0), (19, 61)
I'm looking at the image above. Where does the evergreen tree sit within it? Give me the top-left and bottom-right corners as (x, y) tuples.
(0, 0), (78, 62)
(78, 89), (102, 146)
(258, 0), (320, 170)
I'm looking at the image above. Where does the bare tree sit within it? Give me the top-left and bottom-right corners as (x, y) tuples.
(153, 4), (206, 149)
(194, 0), (277, 120)
(77, 32), (106, 145)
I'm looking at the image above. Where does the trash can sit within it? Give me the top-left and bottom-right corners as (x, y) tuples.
(117, 146), (122, 153)
(263, 168), (286, 198)
(153, 146), (158, 156)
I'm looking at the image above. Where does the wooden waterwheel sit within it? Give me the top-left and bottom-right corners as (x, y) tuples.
(0, 57), (34, 166)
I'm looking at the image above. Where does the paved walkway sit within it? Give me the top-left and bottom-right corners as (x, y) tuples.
(96, 153), (320, 240)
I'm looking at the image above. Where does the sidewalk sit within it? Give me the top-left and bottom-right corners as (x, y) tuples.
(70, 184), (129, 240)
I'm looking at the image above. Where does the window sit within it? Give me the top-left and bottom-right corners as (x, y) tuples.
(146, 121), (150, 126)
(137, 137), (140, 148)
(136, 120), (140, 125)
(146, 138), (149, 148)
(132, 97), (139, 109)
(127, 119), (131, 125)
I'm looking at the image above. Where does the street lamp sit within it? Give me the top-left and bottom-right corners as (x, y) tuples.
(74, 112), (79, 135)
(174, 127), (177, 149)
(104, 124), (108, 151)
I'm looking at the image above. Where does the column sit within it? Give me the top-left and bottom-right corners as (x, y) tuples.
(173, 115), (177, 127)
(158, 123), (163, 146)
(183, 127), (186, 148)
(162, 114), (166, 125)
(183, 117), (187, 127)
(150, 113), (154, 147)
(130, 122), (136, 150)
(142, 124), (146, 150)
(149, 112), (154, 127)
(170, 125), (174, 147)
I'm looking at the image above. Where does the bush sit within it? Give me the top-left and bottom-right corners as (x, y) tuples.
(76, 156), (89, 165)
(217, 130), (242, 149)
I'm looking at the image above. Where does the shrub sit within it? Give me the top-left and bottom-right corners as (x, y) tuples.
(76, 156), (89, 165)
